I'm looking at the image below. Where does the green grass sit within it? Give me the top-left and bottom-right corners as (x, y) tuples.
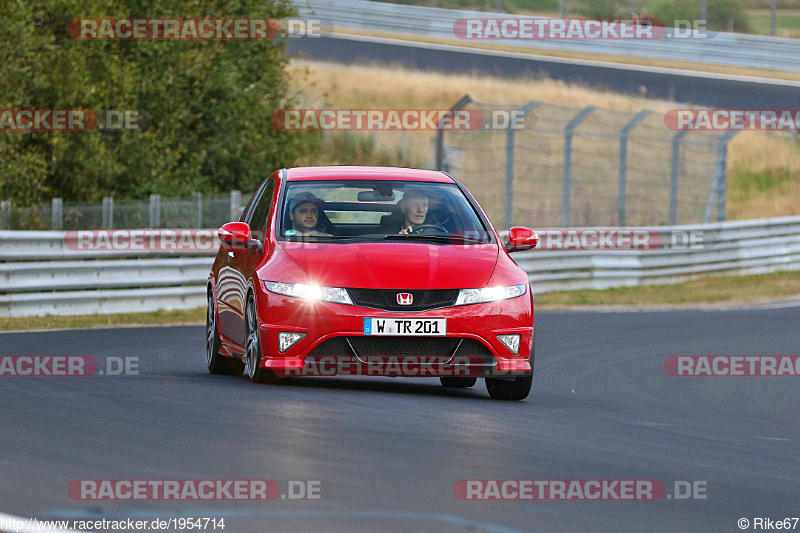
(747, 9), (800, 36)
(535, 270), (800, 307)
(0, 308), (205, 332)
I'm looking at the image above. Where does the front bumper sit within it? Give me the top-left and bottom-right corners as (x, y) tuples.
(256, 290), (534, 378)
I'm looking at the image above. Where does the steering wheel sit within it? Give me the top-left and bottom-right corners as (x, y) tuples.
(411, 223), (449, 235)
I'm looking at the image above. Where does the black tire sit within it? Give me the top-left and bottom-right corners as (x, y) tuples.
(439, 377), (477, 388)
(244, 293), (281, 384)
(206, 292), (244, 375)
(485, 374), (532, 401)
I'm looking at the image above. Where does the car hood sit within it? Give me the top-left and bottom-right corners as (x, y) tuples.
(280, 241), (499, 289)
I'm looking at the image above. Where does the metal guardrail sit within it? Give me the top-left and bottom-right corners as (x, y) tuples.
(296, 0), (800, 72)
(2, 216), (799, 317)
(517, 216), (800, 292)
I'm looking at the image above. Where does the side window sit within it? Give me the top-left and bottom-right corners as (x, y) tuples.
(239, 190), (260, 223)
(239, 178), (270, 223)
(248, 179), (275, 240)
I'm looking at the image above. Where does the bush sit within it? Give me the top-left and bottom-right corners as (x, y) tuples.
(648, 0), (751, 32)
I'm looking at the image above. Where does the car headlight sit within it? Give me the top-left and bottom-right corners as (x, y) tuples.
(265, 281), (354, 305)
(454, 284), (527, 306)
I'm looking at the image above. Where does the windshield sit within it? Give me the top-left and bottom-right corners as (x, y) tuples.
(278, 180), (494, 244)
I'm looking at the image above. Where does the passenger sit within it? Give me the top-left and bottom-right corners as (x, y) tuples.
(286, 192), (332, 237)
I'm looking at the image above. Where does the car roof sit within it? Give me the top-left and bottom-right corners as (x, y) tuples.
(285, 166), (454, 183)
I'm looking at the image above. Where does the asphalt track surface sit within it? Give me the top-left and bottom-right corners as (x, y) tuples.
(287, 35), (800, 109)
(1, 307), (799, 532)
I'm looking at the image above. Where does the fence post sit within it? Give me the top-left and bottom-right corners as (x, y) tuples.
(51, 198), (63, 230)
(102, 197), (114, 229)
(435, 94), (472, 171)
(669, 130), (690, 225)
(715, 130), (737, 222)
(230, 190), (242, 221)
(504, 126), (515, 229)
(0, 201), (10, 230)
(194, 192), (203, 228)
(618, 110), (651, 226)
(562, 106), (596, 227)
(503, 101), (540, 229)
(149, 194), (161, 228)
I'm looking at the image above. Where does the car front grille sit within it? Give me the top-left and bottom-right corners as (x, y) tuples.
(346, 288), (459, 312)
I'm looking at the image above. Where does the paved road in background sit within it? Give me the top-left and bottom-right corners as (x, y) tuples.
(1, 307), (798, 532)
(288, 34), (800, 108)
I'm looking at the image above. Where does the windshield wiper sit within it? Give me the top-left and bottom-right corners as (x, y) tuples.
(383, 234), (487, 244)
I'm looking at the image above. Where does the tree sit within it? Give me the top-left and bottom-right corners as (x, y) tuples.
(0, 0), (313, 204)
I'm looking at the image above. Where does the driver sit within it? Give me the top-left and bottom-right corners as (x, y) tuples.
(398, 189), (430, 234)
(287, 192), (332, 237)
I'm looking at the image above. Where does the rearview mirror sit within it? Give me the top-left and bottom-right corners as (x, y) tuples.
(357, 190), (396, 202)
(504, 227), (539, 252)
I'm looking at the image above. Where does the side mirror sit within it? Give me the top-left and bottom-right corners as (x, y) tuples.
(219, 222), (263, 251)
(504, 227), (539, 252)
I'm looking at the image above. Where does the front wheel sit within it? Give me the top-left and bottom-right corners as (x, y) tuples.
(485, 374), (532, 401)
(207, 292), (243, 375)
(244, 294), (282, 384)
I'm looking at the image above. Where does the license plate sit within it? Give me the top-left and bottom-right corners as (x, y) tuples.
(363, 318), (447, 336)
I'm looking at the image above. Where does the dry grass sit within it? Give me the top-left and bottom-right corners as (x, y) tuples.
(289, 60), (800, 221)
(728, 132), (800, 219)
(289, 60), (672, 112)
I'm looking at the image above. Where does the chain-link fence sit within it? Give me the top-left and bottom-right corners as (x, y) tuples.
(2, 102), (737, 231)
(0, 192), (248, 231)
(436, 96), (738, 228)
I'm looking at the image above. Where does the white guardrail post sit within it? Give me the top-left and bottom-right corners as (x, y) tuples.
(1, 216), (800, 317)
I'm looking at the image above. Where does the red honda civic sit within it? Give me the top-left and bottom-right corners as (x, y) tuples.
(206, 166), (539, 400)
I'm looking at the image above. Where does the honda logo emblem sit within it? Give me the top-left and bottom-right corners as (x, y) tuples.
(396, 293), (413, 305)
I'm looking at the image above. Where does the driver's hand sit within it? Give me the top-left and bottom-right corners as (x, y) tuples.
(399, 226), (413, 234)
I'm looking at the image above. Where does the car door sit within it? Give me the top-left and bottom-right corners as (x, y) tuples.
(222, 178), (275, 348)
(217, 179), (270, 348)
